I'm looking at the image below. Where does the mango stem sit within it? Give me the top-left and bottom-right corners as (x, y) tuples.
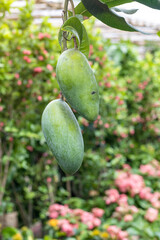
(69, 0), (78, 49)
(63, 0), (69, 51)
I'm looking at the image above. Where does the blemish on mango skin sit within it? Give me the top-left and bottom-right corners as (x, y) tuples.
(56, 49), (99, 121)
(41, 99), (84, 175)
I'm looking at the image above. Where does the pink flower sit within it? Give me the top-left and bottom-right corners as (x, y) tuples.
(120, 133), (128, 138)
(118, 100), (124, 105)
(15, 73), (20, 79)
(47, 64), (53, 71)
(135, 92), (143, 101)
(130, 129), (135, 135)
(38, 55), (44, 61)
(9, 137), (13, 142)
(17, 80), (22, 86)
(58, 219), (69, 227)
(47, 177), (52, 183)
(140, 164), (156, 176)
(44, 33), (51, 38)
(118, 194), (128, 206)
(124, 214), (133, 222)
(23, 49), (31, 55)
(49, 204), (61, 212)
(130, 206), (139, 214)
(43, 49), (48, 55)
(117, 230), (128, 240)
(92, 208), (104, 218)
(52, 72), (56, 78)
(123, 164), (131, 170)
(28, 79), (33, 85)
(104, 123), (110, 128)
(105, 82), (111, 88)
(61, 224), (74, 236)
(47, 159), (52, 164)
(145, 208), (158, 222)
(93, 218), (101, 227)
(105, 189), (120, 204)
(49, 211), (59, 219)
(23, 56), (31, 63)
(8, 60), (12, 65)
(73, 209), (84, 216)
(37, 96), (42, 101)
(26, 145), (33, 152)
(38, 32), (44, 39)
(34, 67), (42, 73)
(107, 225), (119, 238)
(0, 106), (3, 112)
(0, 122), (4, 127)
(139, 187), (152, 200)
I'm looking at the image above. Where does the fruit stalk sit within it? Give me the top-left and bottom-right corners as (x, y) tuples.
(69, 0), (78, 49)
(63, 0), (69, 51)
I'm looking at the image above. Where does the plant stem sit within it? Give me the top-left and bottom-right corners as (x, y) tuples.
(63, 0), (69, 51)
(70, 0), (75, 17)
(69, 0), (78, 49)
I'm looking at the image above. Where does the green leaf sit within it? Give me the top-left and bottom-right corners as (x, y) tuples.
(157, 31), (160, 37)
(112, 7), (138, 14)
(135, 0), (160, 10)
(58, 17), (83, 48)
(62, 26), (81, 45)
(80, 25), (89, 58)
(99, 0), (133, 8)
(75, 2), (92, 17)
(2, 227), (18, 238)
(81, 0), (147, 32)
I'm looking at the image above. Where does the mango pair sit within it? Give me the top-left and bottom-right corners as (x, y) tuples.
(42, 49), (99, 175)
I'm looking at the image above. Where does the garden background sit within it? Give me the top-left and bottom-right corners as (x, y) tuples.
(1, 1), (160, 239)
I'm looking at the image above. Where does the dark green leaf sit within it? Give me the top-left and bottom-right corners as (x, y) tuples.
(135, 0), (160, 10)
(75, 2), (92, 17)
(80, 25), (90, 58)
(81, 0), (147, 32)
(99, 0), (133, 8)
(112, 7), (138, 14)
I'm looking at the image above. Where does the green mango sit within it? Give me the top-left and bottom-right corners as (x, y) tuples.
(56, 49), (99, 121)
(41, 99), (84, 175)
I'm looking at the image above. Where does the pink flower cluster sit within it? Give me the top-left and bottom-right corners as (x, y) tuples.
(114, 166), (160, 222)
(105, 189), (138, 222)
(115, 171), (145, 197)
(58, 219), (78, 237)
(38, 32), (51, 40)
(107, 225), (128, 240)
(140, 160), (160, 177)
(139, 187), (160, 209)
(49, 204), (104, 236)
(23, 55), (31, 63)
(145, 207), (158, 222)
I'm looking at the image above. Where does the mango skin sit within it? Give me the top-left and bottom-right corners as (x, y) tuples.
(56, 49), (99, 121)
(41, 99), (84, 175)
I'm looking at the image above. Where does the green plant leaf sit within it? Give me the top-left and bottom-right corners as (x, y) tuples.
(2, 227), (18, 238)
(99, 0), (133, 8)
(112, 7), (138, 14)
(157, 31), (160, 37)
(58, 17), (83, 48)
(80, 25), (90, 58)
(101, 0), (160, 9)
(75, 2), (92, 17)
(135, 0), (160, 10)
(81, 0), (147, 32)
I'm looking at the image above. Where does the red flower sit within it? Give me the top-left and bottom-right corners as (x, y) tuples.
(34, 67), (42, 73)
